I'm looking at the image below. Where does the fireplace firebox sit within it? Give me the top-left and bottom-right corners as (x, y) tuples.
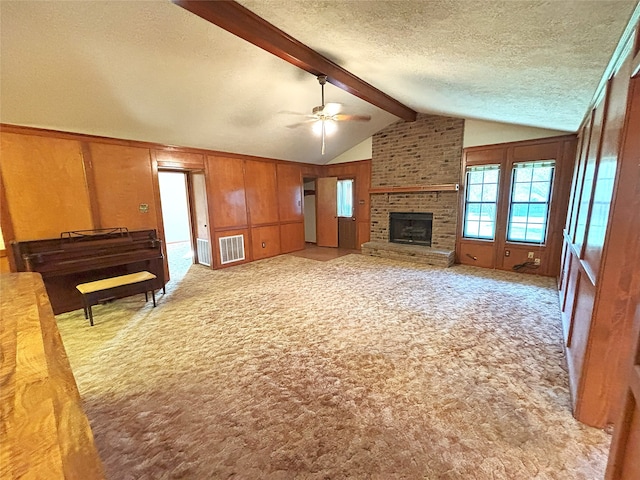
(389, 212), (433, 246)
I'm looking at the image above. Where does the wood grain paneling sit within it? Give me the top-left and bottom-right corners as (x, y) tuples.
(207, 156), (247, 229)
(583, 58), (632, 280)
(276, 163), (303, 222)
(154, 150), (204, 170)
(89, 143), (157, 231)
(568, 273), (596, 408)
(357, 220), (370, 247)
(574, 100), (607, 254)
(577, 74), (640, 427)
(1, 273), (105, 479)
(251, 225), (281, 260)
(562, 46), (640, 429)
(245, 159), (279, 225)
(457, 241), (496, 268)
(568, 121), (593, 241)
(280, 222), (305, 254)
(0, 133), (93, 240)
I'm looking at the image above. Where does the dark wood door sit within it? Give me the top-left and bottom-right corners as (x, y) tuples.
(338, 217), (357, 249)
(316, 177), (338, 247)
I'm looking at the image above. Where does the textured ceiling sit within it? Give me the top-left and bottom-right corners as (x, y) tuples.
(0, 1), (637, 164)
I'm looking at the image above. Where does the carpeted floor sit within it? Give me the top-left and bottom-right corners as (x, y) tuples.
(56, 254), (609, 479)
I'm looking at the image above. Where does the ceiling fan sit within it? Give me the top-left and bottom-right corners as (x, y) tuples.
(287, 75), (371, 155)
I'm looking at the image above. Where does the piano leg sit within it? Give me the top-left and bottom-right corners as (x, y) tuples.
(152, 289), (156, 307)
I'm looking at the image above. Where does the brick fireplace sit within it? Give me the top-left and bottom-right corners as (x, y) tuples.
(363, 114), (464, 266)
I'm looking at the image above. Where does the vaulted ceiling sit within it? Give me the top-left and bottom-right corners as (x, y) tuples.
(0, 1), (637, 164)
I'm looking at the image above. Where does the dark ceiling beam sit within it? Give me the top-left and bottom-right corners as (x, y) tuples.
(172, 0), (417, 122)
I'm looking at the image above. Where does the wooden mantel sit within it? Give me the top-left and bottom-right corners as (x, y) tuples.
(369, 184), (459, 194)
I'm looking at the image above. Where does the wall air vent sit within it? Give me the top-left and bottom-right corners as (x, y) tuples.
(196, 238), (211, 266)
(219, 234), (245, 265)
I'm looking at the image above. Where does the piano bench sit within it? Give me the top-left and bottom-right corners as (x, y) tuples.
(76, 271), (158, 326)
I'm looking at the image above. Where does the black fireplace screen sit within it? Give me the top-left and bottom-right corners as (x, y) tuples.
(389, 212), (433, 246)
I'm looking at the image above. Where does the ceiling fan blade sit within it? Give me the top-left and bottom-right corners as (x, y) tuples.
(334, 114), (372, 122)
(286, 120), (316, 128)
(279, 110), (316, 117)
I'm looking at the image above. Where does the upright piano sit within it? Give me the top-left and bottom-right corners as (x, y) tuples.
(11, 228), (165, 315)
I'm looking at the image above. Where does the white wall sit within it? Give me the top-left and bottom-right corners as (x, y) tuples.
(328, 138), (372, 164)
(463, 119), (570, 148)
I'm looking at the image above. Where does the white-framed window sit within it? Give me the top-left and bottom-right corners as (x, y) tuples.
(507, 160), (555, 244)
(463, 164), (500, 240)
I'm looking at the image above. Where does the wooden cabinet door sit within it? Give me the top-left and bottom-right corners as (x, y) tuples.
(207, 156), (247, 229)
(316, 177), (338, 247)
(277, 163), (303, 222)
(89, 143), (158, 231)
(245, 160), (279, 225)
(0, 133), (93, 239)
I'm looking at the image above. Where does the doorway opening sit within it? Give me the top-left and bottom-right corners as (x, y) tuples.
(158, 171), (194, 283)
(303, 177), (317, 244)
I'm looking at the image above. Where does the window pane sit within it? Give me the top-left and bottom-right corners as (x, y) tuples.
(510, 203), (529, 222)
(509, 223), (527, 241)
(532, 166), (553, 182)
(465, 203), (481, 221)
(483, 169), (499, 184)
(468, 170), (484, 184)
(513, 183), (531, 202)
(530, 182), (550, 202)
(527, 204), (547, 223)
(515, 167), (533, 183)
(481, 183), (498, 202)
(465, 221), (480, 237)
(467, 184), (483, 202)
(480, 203), (495, 222)
(479, 222), (495, 238)
(525, 224), (544, 242)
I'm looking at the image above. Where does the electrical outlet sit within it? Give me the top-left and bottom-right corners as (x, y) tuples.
(528, 252), (535, 259)
(505, 250), (510, 257)
(534, 258), (541, 265)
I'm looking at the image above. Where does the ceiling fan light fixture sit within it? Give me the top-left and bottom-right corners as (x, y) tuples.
(313, 119), (337, 137)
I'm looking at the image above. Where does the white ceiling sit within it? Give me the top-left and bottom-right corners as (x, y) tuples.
(0, 1), (637, 164)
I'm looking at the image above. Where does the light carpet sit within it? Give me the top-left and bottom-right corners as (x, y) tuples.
(56, 254), (609, 479)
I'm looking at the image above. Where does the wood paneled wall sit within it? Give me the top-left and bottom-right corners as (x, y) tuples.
(0, 125), (344, 273)
(559, 30), (640, 429)
(457, 135), (576, 277)
(0, 133), (94, 240)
